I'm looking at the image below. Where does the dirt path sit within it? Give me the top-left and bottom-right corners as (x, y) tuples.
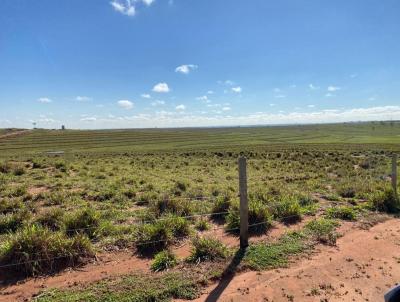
(0, 130), (31, 141)
(185, 218), (400, 302)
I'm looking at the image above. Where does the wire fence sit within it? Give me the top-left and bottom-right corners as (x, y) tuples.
(0, 216), (302, 270)
(0, 152), (398, 272)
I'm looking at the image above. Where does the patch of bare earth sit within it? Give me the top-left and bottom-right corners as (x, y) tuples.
(1, 215), (398, 302)
(27, 186), (49, 196)
(0, 251), (150, 302)
(0, 217), (315, 301)
(183, 218), (400, 302)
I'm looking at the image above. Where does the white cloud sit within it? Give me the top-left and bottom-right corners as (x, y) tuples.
(231, 86), (242, 93)
(175, 104), (186, 111)
(269, 103), (276, 107)
(117, 100), (134, 110)
(59, 105), (400, 129)
(327, 86), (341, 92)
(207, 90), (214, 94)
(222, 106), (231, 111)
(141, 94), (151, 99)
(75, 96), (92, 102)
(307, 105), (315, 108)
(142, 0), (155, 6)
(81, 117), (97, 122)
(37, 97), (52, 103)
(175, 64), (198, 74)
(275, 94), (286, 99)
(309, 84), (319, 90)
(151, 100), (165, 106)
(196, 95), (210, 103)
(110, 0), (135, 16)
(325, 93), (334, 97)
(152, 82), (170, 93)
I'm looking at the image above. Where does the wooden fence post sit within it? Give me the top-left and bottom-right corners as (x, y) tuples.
(238, 156), (248, 248)
(393, 154), (398, 198)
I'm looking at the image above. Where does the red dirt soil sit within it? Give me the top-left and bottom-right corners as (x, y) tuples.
(1, 218), (399, 302)
(0, 252), (150, 302)
(182, 218), (400, 302)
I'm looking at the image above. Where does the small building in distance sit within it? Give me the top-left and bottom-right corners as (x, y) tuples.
(61, 125), (66, 130)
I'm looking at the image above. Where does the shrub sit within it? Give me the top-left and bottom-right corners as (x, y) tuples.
(151, 250), (177, 272)
(0, 162), (11, 173)
(134, 214), (191, 255)
(336, 184), (356, 198)
(170, 181), (189, 196)
(305, 219), (339, 245)
(298, 194), (316, 207)
(0, 199), (24, 214)
(272, 196), (302, 223)
(188, 236), (229, 262)
(42, 192), (68, 206)
(175, 181), (187, 192)
(370, 188), (399, 213)
(13, 165), (25, 176)
(150, 197), (193, 217)
(0, 225), (93, 277)
(195, 219), (210, 231)
(35, 208), (65, 231)
(0, 209), (30, 234)
(136, 191), (158, 206)
(65, 208), (100, 239)
(211, 195), (231, 220)
(159, 214), (191, 237)
(31, 160), (43, 169)
(91, 188), (116, 202)
(226, 200), (272, 234)
(6, 186), (27, 198)
(326, 206), (356, 220)
(55, 161), (67, 172)
(134, 223), (173, 255)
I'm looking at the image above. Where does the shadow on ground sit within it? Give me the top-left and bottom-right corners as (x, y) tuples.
(204, 247), (247, 302)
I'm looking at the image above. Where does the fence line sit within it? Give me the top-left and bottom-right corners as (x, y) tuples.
(1, 154), (399, 271)
(0, 216), (299, 270)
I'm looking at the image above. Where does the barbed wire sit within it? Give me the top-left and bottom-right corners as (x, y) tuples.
(0, 212), (314, 270)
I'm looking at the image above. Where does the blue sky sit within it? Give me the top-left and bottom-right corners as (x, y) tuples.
(1, 0), (400, 129)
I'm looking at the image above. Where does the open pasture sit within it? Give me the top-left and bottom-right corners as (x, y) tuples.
(0, 121), (400, 156)
(0, 122), (399, 301)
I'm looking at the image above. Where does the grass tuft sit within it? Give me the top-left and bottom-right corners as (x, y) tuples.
(326, 206), (357, 220)
(0, 225), (94, 277)
(244, 232), (306, 270)
(304, 218), (339, 245)
(35, 272), (198, 302)
(188, 236), (229, 263)
(369, 188), (399, 213)
(151, 250), (178, 272)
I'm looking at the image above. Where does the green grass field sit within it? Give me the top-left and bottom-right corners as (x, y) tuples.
(0, 121), (399, 301)
(0, 121), (399, 156)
